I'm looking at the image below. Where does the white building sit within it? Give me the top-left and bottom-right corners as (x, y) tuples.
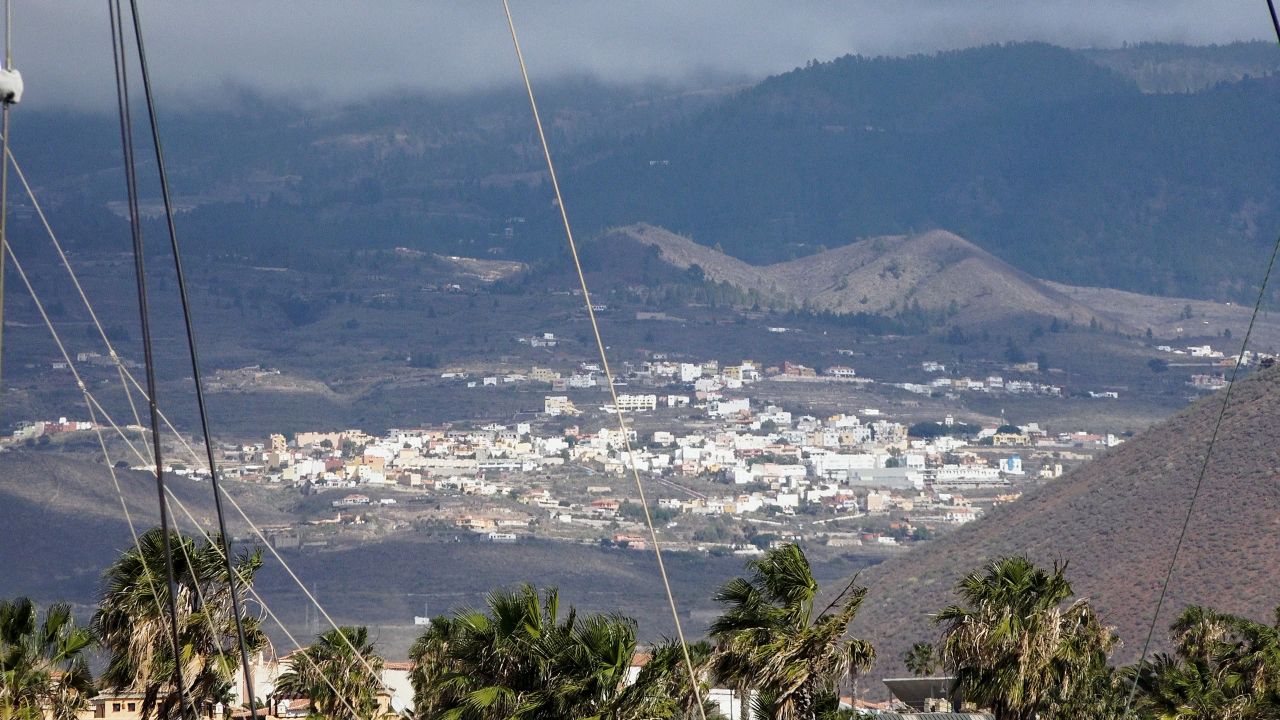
(680, 363), (702, 382)
(613, 394), (658, 412)
(543, 396), (578, 416)
(709, 398), (750, 417)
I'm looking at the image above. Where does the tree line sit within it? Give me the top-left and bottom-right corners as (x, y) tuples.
(3, 529), (1278, 719)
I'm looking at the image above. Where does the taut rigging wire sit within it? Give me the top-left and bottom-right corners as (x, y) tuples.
(0, 0), (14, 434)
(4, 44), (392, 698)
(1122, 1), (1280, 712)
(118, 0), (260, 713)
(106, 2), (194, 716)
(1, 233), (370, 720)
(500, 2), (708, 716)
(105, 0), (152, 456)
(1, 235), (371, 717)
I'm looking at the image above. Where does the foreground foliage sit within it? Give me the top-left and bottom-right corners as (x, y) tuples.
(0, 598), (95, 720)
(92, 528), (266, 720)
(709, 544), (874, 720)
(410, 584), (711, 720)
(275, 626), (385, 719)
(9, 533), (1280, 720)
(933, 556), (1118, 720)
(1130, 604), (1280, 719)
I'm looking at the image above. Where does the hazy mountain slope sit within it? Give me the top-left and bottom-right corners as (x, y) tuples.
(1047, 281), (1280, 348)
(603, 224), (1107, 325)
(0, 450), (291, 608)
(770, 230), (1101, 322)
(1083, 41), (1280, 93)
(600, 223), (775, 292)
(849, 364), (1280, 680)
(18, 43), (1280, 300)
(563, 43), (1280, 299)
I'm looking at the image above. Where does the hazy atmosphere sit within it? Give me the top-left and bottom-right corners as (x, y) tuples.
(7, 2), (1280, 717)
(21, 0), (1280, 107)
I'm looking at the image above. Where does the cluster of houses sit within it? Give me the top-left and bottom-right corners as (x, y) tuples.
(8, 416), (101, 442)
(1157, 344), (1275, 366)
(895, 374), (1063, 398)
(447, 354), (872, 397)
(224, 385), (1121, 546)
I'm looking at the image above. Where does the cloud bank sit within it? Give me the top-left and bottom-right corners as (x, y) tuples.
(14, 1), (1277, 109)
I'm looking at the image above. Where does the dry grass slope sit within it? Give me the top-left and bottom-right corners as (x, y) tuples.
(602, 224), (1280, 347)
(849, 363), (1280, 680)
(606, 224), (1106, 326)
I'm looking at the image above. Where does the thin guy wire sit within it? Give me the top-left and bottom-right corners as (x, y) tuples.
(6, 231), (199, 716)
(108, 9), (192, 718)
(6, 141), (155, 458)
(102, 0), (154, 458)
(85, 394), (246, 716)
(13, 185), (391, 696)
(91, 389), (372, 719)
(4, 235), (369, 720)
(1123, 3), (1280, 714)
(18, 8), (660, 703)
(3, 140), (151, 473)
(2, 238), (180, 720)
(161, 495), (369, 720)
(0, 0), (11, 420)
(85, 394), (171, 622)
(117, 0), (260, 709)
(500, 2), (707, 716)
(1122, 219), (1280, 712)
(3, 223), (160, 657)
(5, 73), (393, 709)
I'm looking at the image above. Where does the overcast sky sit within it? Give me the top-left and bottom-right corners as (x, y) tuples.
(17, 1), (1279, 110)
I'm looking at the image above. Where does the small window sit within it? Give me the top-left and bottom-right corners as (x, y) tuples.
(127, 703), (137, 712)
(113, 703), (122, 712)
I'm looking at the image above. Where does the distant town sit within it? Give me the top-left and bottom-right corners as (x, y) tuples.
(26, 337), (1269, 556)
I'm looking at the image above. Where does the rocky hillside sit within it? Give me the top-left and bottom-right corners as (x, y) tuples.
(849, 363), (1280, 680)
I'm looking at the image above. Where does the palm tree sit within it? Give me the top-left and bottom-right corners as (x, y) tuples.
(1129, 653), (1238, 720)
(1130, 604), (1280, 719)
(612, 639), (721, 720)
(903, 642), (938, 677)
(411, 586), (564, 719)
(93, 528), (266, 720)
(709, 543), (876, 720)
(274, 626), (384, 720)
(933, 555), (1117, 720)
(0, 598), (95, 720)
(411, 584), (677, 720)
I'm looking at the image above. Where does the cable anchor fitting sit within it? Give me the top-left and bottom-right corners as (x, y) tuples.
(0, 67), (21, 105)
